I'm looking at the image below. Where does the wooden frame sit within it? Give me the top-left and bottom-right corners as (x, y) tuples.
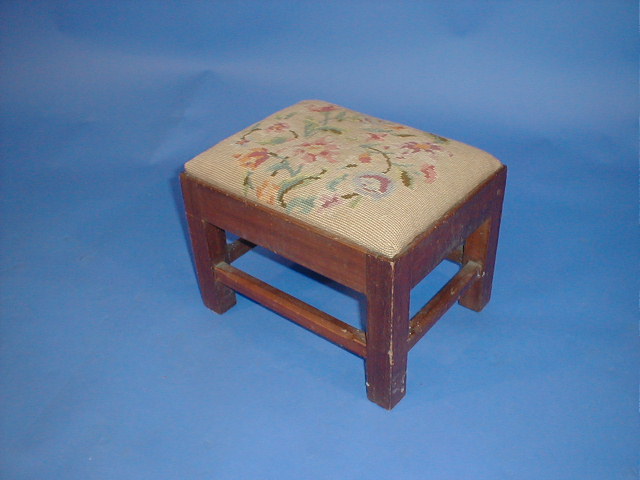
(181, 165), (506, 409)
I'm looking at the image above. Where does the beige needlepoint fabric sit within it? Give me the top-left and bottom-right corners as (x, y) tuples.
(185, 100), (503, 258)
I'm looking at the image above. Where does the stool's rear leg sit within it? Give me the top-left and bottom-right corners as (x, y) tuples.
(459, 206), (503, 312)
(186, 215), (236, 314)
(365, 256), (411, 409)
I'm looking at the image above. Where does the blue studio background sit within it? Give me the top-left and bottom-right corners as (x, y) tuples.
(1, 1), (637, 479)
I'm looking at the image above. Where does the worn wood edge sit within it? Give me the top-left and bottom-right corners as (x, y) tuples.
(364, 254), (412, 409)
(215, 262), (367, 357)
(407, 260), (481, 350)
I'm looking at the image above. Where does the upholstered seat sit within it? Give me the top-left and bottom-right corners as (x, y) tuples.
(185, 100), (502, 258)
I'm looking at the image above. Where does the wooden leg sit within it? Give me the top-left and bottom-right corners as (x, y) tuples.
(459, 210), (503, 312)
(365, 256), (411, 409)
(186, 214), (236, 314)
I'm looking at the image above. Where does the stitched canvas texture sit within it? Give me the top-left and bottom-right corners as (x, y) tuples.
(185, 100), (503, 257)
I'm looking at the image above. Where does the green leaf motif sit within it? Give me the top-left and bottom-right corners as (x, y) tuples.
(348, 195), (362, 208)
(400, 170), (412, 187)
(264, 136), (287, 145)
(430, 133), (449, 143)
(277, 169), (327, 207)
(341, 192), (360, 199)
(304, 120), (318, 137)
(243, 172), (253, 187)
(318, 127), (343, 135)
(277, 177), (307, 206)
(243, 172), (254, 195)
(267, 160), (302, 177)
(327, 173), (348, 191)
(286, 197), (315, 214)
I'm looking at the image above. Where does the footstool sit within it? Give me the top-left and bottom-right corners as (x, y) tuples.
(181, 100), (506, 409)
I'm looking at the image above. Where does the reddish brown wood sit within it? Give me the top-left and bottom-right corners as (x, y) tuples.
(459, 169), (506, 311)
(408, 260), (480, 349)
(181, 164), (506, 409)
(181, 173), (368, 293)
(215, 262), (367, 357)
(364, 255), (411, 409)
(227, 238), (255, 263)
(403, 166), (507, 289)
(446, 244), (464, 264)
(184, 214), (236, 313)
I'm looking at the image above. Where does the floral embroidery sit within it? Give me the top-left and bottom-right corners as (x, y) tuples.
(358, 153), (373, 164)
(266, 122), (290, 132)
(295, 138), (340, 163)
(256, 179), (279, 205)
(420, 164), (437, 183)
(232, 101), (451, 215)
(402, 141), (443, 154)
(353, 173), (395, 199)
(307, 104), (340, 112)
(318, 194), (345, 209)
(234, 148), (270, 170)
(367, 132), (387, 141)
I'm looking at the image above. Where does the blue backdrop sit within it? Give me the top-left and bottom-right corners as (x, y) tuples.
(1, 1), (637, 479)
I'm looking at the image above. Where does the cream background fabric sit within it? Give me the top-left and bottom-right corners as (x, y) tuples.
(185, 100), (503, 258)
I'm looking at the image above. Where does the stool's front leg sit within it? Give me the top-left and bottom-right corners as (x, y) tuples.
(185, 215), (236, 314)
(365, 256), (411, 409)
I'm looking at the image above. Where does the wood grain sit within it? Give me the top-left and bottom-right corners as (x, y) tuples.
(364, 254), (411, 409)
(184, 214), (236, 314)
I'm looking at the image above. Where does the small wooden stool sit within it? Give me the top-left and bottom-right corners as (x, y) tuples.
(181, 100), (506, 409)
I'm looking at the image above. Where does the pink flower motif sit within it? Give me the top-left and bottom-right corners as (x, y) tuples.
(353, 173), (395, 199)
(318, 194), (345, 209)
(358, 153), (372, 163)
(367, 133), (387, 141)
(307, 104), (340, 112)
(420, 164), (437, 183)
(234, 147), (271, 170)
(296, 138), (339, 163)
(235, 138), (250, 145)
(402, 141), (443, 154)
(266, 122), (290, 132)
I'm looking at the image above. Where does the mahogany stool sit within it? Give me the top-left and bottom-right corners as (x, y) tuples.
(181, 100), (506, 409)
